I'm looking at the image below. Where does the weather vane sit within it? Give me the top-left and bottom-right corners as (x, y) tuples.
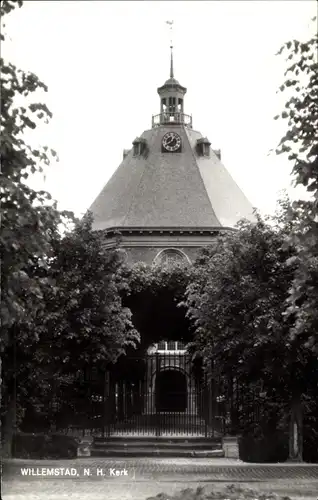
(166, 20), (174, 48)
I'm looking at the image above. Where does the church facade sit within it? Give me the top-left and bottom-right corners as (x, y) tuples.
(89, 50), (255, 439)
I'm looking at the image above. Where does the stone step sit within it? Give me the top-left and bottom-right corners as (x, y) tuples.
(90, 447), (225, 458)
(93, 439), (222, 450)
(91, 435), (224, 457)
(94, 436), (221, 443)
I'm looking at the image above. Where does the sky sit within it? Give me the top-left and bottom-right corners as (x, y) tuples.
(3, 0), (317, 217)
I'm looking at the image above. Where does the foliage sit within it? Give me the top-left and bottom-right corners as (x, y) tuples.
(1, 1), (137, 448)
(0, 0), (23, 25)
(274, 17), (318, 353)
(12, 432), (78, 459)
(2, 215), (140, 435)
(1, 0), (74, 346)
(35, 213), (139, 374)
(1, 0), (75, 456)
(185, 210), (292, 381)
(183, 206), (318, 437)
(121, 261), (193, 349)
(122, 260), (192, 297)
(146, 486), (292, 500)
(7, 214), (139, 432)
(239, 430), (289, 463)
(285, 208), (318, 354)
(275, 17), (318, 199)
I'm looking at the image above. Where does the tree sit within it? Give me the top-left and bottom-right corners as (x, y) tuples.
(15, 214), (139, 432)
(275, 17), (318, 201)
(1, 0), (72, 336)
(1, 1), (139, 453)
(1, 0), (74, 455)
(274, 17), (318, 353)
(184, 207), (318, 460)
(185, 211), (293, 379)
(37, 214), (139, 372)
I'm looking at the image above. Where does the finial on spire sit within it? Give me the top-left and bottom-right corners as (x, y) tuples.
(166, 20), (174, 78)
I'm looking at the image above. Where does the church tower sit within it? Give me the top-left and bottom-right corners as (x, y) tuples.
(89, 45), (255, 266)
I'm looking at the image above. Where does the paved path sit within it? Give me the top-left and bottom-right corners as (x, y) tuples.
(3, 458), (318, 500)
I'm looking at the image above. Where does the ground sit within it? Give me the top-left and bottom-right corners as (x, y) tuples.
(3, 458), (318, 500)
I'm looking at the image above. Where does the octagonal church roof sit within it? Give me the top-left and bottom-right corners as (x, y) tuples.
(89, 48), (256, 231)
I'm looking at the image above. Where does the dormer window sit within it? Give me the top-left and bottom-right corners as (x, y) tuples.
(203, 143), (210, 156)
(133, 137), (147, 157)
(196, 137), (211, 157)
(213, 149), (221, 160)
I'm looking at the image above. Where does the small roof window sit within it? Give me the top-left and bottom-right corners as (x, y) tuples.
(196, 137), (211, 157)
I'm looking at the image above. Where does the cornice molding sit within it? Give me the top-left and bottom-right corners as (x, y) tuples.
(99, 226), (236, 237)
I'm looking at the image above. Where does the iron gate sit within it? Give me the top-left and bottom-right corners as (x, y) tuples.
(102, 351), (227, 437)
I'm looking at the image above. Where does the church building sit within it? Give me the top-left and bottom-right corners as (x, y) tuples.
(87, 47), (255, 452)
(89, 48), (255, 264)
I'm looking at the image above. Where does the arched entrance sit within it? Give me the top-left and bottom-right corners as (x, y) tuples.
(155, 369), (187, 412)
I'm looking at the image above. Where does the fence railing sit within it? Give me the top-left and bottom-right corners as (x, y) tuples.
(152, 113), (192, 128)
(20, 361), (269, 438)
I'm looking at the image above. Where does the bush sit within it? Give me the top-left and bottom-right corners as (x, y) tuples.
(303, 409), (318, 463)
(239, 430), (289, 463)
(146, 486), (292, 500)
(12, 432), (78, 459)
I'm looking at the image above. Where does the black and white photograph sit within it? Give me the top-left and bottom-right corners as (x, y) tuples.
(1, 0), (318, 499)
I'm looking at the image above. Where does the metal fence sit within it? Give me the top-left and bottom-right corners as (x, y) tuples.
(20, 355), (266, 438)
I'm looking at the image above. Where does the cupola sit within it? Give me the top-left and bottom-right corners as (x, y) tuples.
(152, 45), (192, 129)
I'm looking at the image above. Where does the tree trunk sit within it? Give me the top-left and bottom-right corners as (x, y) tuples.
(288, 393), (303, 462)
(2, 395), (17, 458)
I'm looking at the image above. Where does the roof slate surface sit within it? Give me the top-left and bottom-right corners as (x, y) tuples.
(89, 125), (256, 231)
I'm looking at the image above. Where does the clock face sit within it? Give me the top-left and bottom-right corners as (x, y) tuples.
(162, 132), (181, 152)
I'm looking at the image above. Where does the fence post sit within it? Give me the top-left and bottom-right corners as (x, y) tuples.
(288, 393), (303, 462)
(207, 360), (213, 437)
(103, 371), (110, 438)
(155, 353), (160, 437)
